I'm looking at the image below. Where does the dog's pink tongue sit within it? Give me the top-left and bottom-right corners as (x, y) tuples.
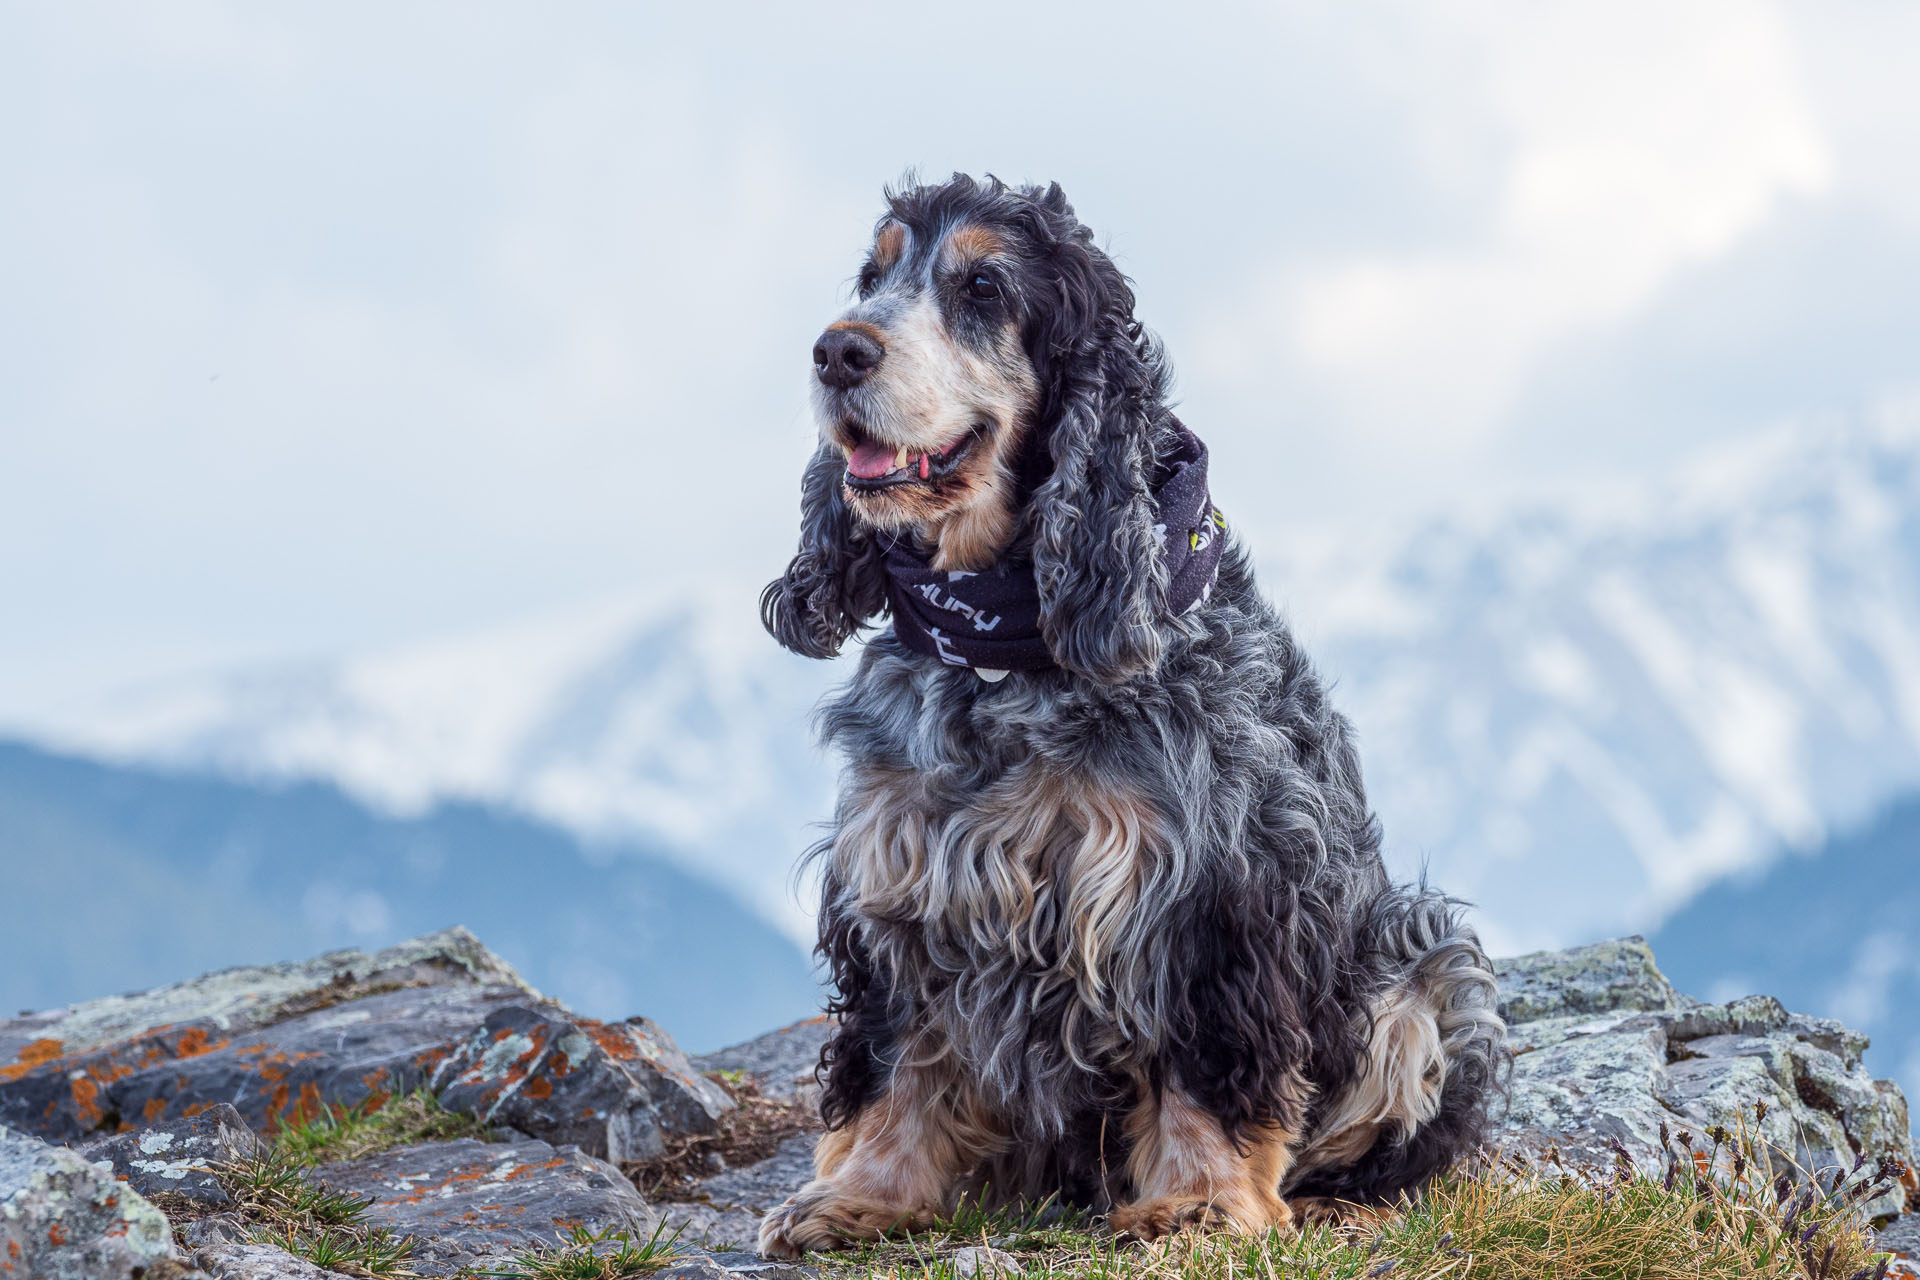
(847, 440), (900, 479)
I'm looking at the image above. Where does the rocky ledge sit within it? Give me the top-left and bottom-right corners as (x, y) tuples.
(2, 928), (1913, 1277)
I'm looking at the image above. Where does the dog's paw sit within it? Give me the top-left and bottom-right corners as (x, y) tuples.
(757, 1182), (932, 1258)
(1110, 1194), (1293, 1242)
(1285, 1196), (1388, 1229)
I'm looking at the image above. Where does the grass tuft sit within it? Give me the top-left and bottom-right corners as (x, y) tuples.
(276, 1087), (490, 1166)
(250, 1219), (416, 1277)
(469, 1219), (685, 1279)
(217, 1144), (417, 1276)
(221, 1144), (379, 1227)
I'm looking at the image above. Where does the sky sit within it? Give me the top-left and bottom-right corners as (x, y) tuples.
(4, 1), (1920, 719)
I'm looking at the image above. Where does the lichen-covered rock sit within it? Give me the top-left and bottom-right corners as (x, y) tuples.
(1494, 934), (1682, 1024)
(1495, 937), (1913, 1220)
(0, 1122), (180, 1279)
(1, 926), (534, 1068)
(313, 1137), (653, 1276)
(0, 928), (548, 1144)
(77, 1101), (263, 1209)
(431, 1005), (733, 1163)
(4, 926), (1907, 1271)
(1, 983), (546, 1142)
(693, 1018), (833, 1103)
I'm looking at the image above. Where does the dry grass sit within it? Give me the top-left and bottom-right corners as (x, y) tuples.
(623, 1072), (813, 1202)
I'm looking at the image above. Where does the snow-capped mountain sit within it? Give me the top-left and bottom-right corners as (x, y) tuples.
(1308, 418), (1920, 952)
(24, 419), (1920, 956)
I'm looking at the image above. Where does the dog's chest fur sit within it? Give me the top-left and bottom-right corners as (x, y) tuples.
(818, 642), (1203, 1119)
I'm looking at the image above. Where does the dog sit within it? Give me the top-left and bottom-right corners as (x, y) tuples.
(757, 174), (1505, 1257)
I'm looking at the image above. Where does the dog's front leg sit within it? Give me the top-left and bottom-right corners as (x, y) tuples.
(758, 1062), (1003, 1258)
(1109, 1086), (1298, 1241)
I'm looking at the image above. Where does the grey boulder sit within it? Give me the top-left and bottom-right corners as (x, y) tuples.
(693, 1018), (833, 1104)
(192, 1240), (352, 1278)
(313, 1136), (654, 1276)
(0, 928), (545, 1143)
(432, 1005), (734, 1163)
(0, 1122), (180, 1280)
(1495, 937), (1912, 1220)
(76, 1101), (263, 1210)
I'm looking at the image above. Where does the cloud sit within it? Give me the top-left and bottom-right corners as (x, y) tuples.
(1207, 1), (1830, 450)
(2, 0), (1917, 718)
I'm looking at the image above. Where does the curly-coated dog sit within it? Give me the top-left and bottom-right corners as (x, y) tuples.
(758, 174), (1505, 1257)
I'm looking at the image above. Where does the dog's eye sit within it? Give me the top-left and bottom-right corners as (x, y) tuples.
(966, 273), (999, 300)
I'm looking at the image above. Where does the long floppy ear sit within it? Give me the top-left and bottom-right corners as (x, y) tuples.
(1029, 226), (1170, 683)
(760, 443), (888, 659)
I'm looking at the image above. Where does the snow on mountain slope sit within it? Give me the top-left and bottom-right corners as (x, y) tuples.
(23, 419), (1920, 955)
(1296, 418), (1920, 951)
(26, 589), (843, 941)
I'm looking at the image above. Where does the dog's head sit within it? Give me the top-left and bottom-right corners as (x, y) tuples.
(763, 174), (1174, 683)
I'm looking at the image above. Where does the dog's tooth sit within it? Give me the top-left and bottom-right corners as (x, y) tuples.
(894, 446), (909, 471)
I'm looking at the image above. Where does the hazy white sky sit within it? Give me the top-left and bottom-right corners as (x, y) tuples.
(4, 1), (1918, 718)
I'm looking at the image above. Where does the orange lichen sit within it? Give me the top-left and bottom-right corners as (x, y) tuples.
(172, 1027), (230, 1059)
(579, 1019), (640, 1063)
(69, 1076), (103, 1128)
(292, 1081), (324, 1124)
(143, 1097), (167, 1123)
(524, 1076), (553, 1100)
(0, 1038), (65, 1081)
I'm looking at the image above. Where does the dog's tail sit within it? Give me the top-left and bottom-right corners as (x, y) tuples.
(1284, 884), (1508, 1204)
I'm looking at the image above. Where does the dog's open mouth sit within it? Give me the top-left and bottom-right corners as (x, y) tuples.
(842, 423), (985, 490)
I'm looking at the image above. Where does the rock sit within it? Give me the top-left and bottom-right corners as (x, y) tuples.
(661, 1250), (816, 1280)
(0, 928), (548, 1143)
(1880, 1212), (1920, 1263)
(312, 1136), (654, 1276)
(431, 1005), (733, 1163)
(661, 1133), (819, 1250)
(694, 1018), (833, 1103)
(0, 1122), (181, 1279)
(1, 926), (534, 1067)
(946, 1245), (1025, 1276)
(76, 1101), (263, 1209)
(180, 1213), (251, 1250)
(1494, 934), (1682, 1024)
(1, 982), (547, 1142)
(192, 1240), (351, 1278)
(6, 926), (1910, 1271)
(1494, 937), (1913, 1220)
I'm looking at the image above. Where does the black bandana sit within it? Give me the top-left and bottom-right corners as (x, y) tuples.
(883, 422), (1226, 673)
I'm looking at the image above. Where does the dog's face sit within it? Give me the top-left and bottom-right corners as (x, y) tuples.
(768, 175), (1171, 681)
(811, 216), (1041, 571)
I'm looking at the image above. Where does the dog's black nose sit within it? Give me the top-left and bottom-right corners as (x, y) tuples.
(813, 327), (883, 389)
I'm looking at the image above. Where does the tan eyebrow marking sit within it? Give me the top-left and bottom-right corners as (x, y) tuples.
(942, 224), (1004, 265)
(873, 221), (906, 270)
